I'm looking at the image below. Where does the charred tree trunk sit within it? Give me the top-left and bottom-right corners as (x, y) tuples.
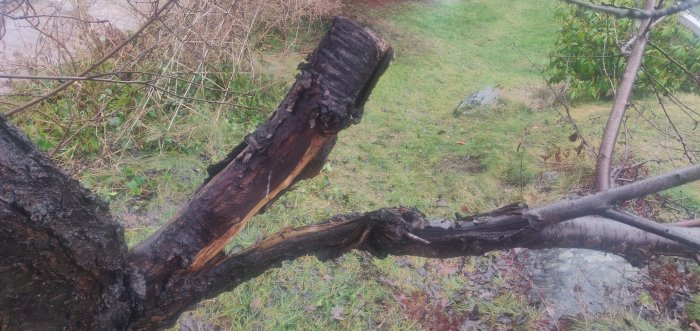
(0, 116), (130, 329)
(0, 16), (698, 331)
(0, 17), (393, 329)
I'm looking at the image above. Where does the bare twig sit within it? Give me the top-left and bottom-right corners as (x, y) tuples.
(643, 65), (696, 163)
(671, 219), (700, 227)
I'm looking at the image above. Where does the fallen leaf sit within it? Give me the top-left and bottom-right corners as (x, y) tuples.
(456, 141), (466, 145)
(249, 297), (262, 311)
(331, 305), (344, 320)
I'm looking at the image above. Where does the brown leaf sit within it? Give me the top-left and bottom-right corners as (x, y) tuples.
(331, 305), (344, 320)
(249, 297), (262, 311)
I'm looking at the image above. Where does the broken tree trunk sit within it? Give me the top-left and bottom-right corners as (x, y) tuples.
(1, 15), (699, 331)
(0, 16), (392, 330)
(125, 17), (393, 328)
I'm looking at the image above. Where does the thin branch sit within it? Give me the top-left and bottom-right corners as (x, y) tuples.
(599, 208), (700, 249)
(563, 0), (700, 19)
(512, 43), (597, 157)
(595, 0), (657, 191)
(671, 219), (700, 227)
(525, 162), (700, 226)
(647, 41), (700, 87)
(643, 65), (696, 163)
(0, 74), (151, 84)
(3, 0), (179, 117)
(0, 12), (109, 24)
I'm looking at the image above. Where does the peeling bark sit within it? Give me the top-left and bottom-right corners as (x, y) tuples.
(125, 16), (393, 328)
(0, 115), (130, 329)
(0, 14), (698, 331)
(154, 206), (698, 325)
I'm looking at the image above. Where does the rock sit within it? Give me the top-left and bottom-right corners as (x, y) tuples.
(460, 319), (482, 331)
(454, 86), (500, 115)
(496, 315), (512, 325)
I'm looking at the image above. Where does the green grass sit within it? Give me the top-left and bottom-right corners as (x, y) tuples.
(167, 0), (572, 329)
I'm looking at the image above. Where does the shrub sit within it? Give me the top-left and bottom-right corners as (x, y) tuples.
(547, 1), (700, 100)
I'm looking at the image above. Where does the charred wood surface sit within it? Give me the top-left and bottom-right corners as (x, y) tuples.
(125, 17), (393, 328)
(0, 115), (130, 329)
(0, 14), (698, 331)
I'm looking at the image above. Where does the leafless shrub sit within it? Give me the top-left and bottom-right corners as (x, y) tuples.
(1, 0), (342, 172)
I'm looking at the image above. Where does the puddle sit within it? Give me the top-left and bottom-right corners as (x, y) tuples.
(523, 248), (645, 319)
(1, 0), (144, 87)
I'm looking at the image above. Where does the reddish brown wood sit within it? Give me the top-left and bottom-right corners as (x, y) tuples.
(1, 14), (699, 331)
(125, 16), (393, 328)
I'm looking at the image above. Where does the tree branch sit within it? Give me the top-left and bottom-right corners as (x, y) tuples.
(526, 163), (700, 226)
(595, 0), (657, 191)
(598, 208), (700, 250)
(125, 17), (393, 328)
(142, 207), (700, 329)
(563, 0), (700, 19)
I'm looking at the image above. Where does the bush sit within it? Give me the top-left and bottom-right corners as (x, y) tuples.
(547, 1), (700, 100)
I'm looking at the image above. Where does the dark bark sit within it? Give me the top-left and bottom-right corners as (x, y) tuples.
(0, 14), (698, 331)
(0, 16), (393, 330)
(157, 205), (699, 316)
(0, 115), (130, 329)
(125, 16), (393, 329)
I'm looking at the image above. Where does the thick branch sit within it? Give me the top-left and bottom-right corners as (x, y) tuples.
(125, 17), (393, 328)
(142, 207), (699, 329)
(595, 0), (657, 191)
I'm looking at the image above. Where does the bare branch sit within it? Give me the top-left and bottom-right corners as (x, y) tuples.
(671, 218), (700, 227)
(0, 74), (151, 84)
(526, 163), (700, 226)
(144, 209), (700, 329)
(595, 0), (657, 191)
(599, 208), (700, 249)
(563, 0), (700, 19)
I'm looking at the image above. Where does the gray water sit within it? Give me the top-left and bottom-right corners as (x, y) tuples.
(1, 0), (143, 76)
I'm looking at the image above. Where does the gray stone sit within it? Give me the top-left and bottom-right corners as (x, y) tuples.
(454, 86), (500, 115)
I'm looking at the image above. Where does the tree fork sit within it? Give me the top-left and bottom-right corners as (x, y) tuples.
(126, 17), (393, 328)
(2, 14), (700, 331)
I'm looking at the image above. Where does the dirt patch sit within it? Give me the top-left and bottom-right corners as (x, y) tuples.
(439, 154), (486, 174)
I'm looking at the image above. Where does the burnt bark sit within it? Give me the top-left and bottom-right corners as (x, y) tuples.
(0, 115), (130, 329)
(0, 16), (394, 330)
(125, 16), (393, 328)
(0, 14), (698, 331)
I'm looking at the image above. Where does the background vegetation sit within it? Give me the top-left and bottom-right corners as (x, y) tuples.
(548, 0), (700, 100)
